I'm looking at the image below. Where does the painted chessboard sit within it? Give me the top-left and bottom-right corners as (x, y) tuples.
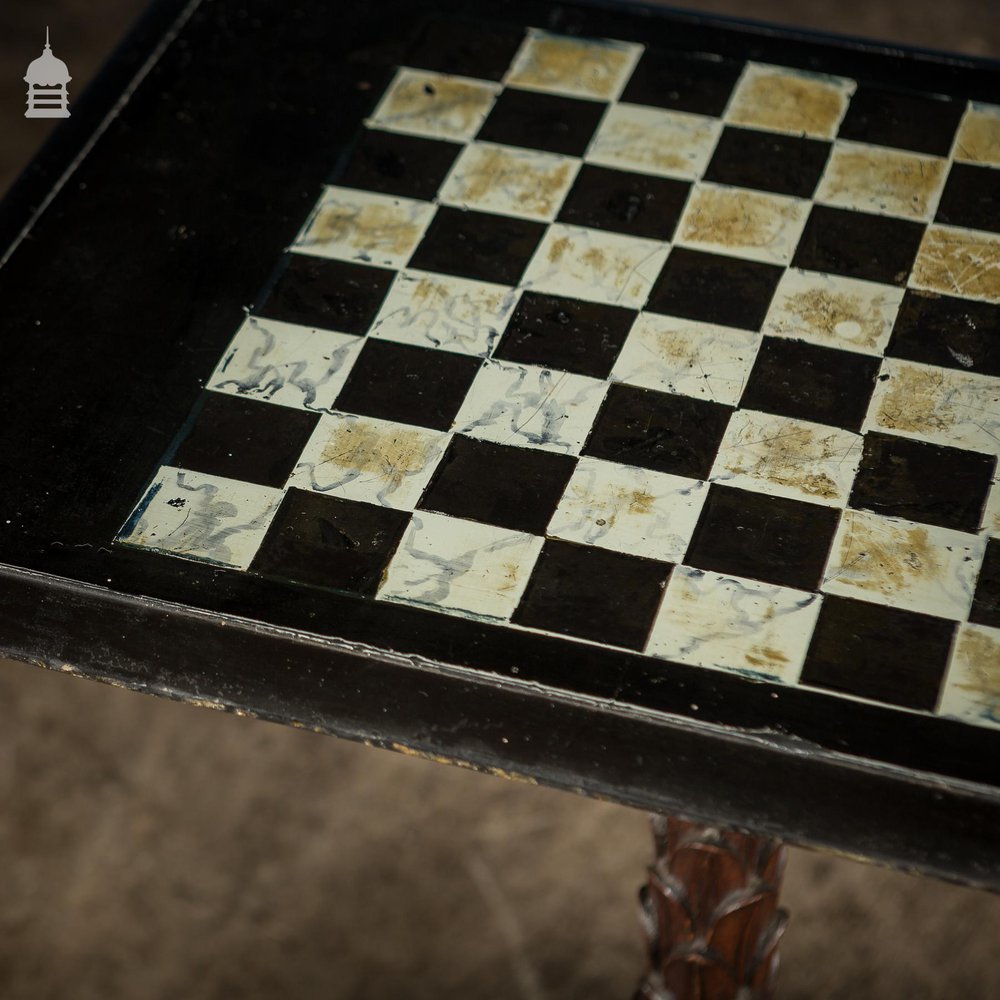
(117, 23), (1000, 732)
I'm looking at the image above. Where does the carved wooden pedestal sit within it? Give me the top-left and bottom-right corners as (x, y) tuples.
(634, 814), (788, 1000)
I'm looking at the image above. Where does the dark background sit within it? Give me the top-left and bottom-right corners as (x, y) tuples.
(1, 1), (1000, 997)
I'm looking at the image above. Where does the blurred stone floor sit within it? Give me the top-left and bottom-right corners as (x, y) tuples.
(1, 1), (1000, 997)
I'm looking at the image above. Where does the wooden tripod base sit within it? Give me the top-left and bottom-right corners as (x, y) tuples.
(634, 814), (788, 1000)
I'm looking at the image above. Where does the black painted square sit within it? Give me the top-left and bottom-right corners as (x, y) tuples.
(251, 489), (409, 596)
(837, 86), (963, 157)
(334, 339), (481, 431)
(257, 255), (392, 335)
(583, 382), (731, 480)
(337, 129), (461, 201)
(404, 18), (525, 81)
(418, 435), (576, 535)
(557, 165), (690, 240)
(685, 484), (840, 591)
(791, 205), (925, 286)
(936, 163), (1000, 235)
(620, 49), (743, 116)
(494, 291), (636, 379)
(802, 595), (954, 710)
(407, 205), (546, 285)
(740, 337), (880, 432)
(887, 291), (1000, 377)
(646, 248), (782, 331)
(849, 432), (995, 533)
(476, 87), (606, 156)
(703, 127), (831, 198)
(171, 392), (319, 489)
(971, 538), (1000, 630)
(513, 539), (671, 650)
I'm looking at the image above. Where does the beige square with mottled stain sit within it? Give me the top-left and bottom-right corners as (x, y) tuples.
(865, 357), (1000, 455)
(815, 141), (947, 221)
(505, 29), (641, 101)
(586, 103), (722, 180)
(292, 187), (435, 269)
(938, 622), (1000, 731)
(522, 223), (669, 309)
(611, 313), (760, 406)
(290, 412), (448, 511)
(646, 565), (821, 683)
(821, 509), (985, 620)
(366, 68), (500, 142)
(547, 456), (708, 563)
(954, 102), (1000, 168)
(438, 142), (580, 222)
(725, 63), (856, 139)
(675, 183), (810, 265)
(762, 269), (904, 355)
(910, 225), (1000, 305)
(378, 511), (543, 621)
(981, 481), (1000, 536)
(710, 410), (863, 507)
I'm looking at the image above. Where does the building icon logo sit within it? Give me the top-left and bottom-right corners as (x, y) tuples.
(24, 28), (71, 119)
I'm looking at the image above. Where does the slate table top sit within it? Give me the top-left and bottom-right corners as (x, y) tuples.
(2, 0), (1000, 890)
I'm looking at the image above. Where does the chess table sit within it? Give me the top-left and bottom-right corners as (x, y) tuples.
(2, 0), (999, 996)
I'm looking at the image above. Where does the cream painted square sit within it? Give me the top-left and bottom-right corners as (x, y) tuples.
(292, 187), (434, 269)
(710, 410), (863, 507)
(370, 270), (520, 357)
(366, 68), (500, 142)
(821, 509), (985, 620)
(725, 63), (856, 139)
(815, 141), (947, 221)
(611, 313), (760, 405)
(505, 29), (641, 101)
(454, 359), (607, 455)
(762, 269), (904, 356)
(981, 481), (1000, 536)
(522, 223), (669, 309)
(289, 412), (448, 510)
(585, 103), (722, 180)
(547, 456), (708, 562)
(646, 565), (820, 682)
(378, 511), (543, 620)
(953, 102), (1000, 168)
(438, 142), (580, 221)
(209, 317), (364, 412)
(909, 225), (1000, 305)
(118, 467), (281, 570)
(675, 183), (810, 265)
(864, 357), (1000, 455)
(938, 622), (1000, 731)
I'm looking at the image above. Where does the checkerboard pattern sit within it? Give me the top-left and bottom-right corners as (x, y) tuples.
(117, 24), (1000, 731)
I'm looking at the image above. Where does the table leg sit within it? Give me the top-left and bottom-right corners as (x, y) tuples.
(634, 813), (788, 1000)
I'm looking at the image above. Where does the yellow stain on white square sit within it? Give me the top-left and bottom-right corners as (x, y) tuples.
(909, 225), (1000, 305)
(953, 102), (1000, 168)
(547, 456), (708, 563)
(611, 313), (760, 406)
(585, 103), (722, 180)
(438, 142), (580, 222)
(118, 467), (282, 570)
(725, 63), (856, 139)
(646, 565), (821, 682)
(290, 412), (448, 510)
(864, 357), (1000, 455)
(710, 410), (863, 507)
(378, 511), (544, 620)
(370, 269), (520, 357)
(505, 29), (642, 101)
(938, 622), (1000, 731)
(675, 183), (810, 265)
(762, 269), (904, 356)
(821, 508), (985, 621)
(522, 223), (669, 309)
(365, 68), (500, 142)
